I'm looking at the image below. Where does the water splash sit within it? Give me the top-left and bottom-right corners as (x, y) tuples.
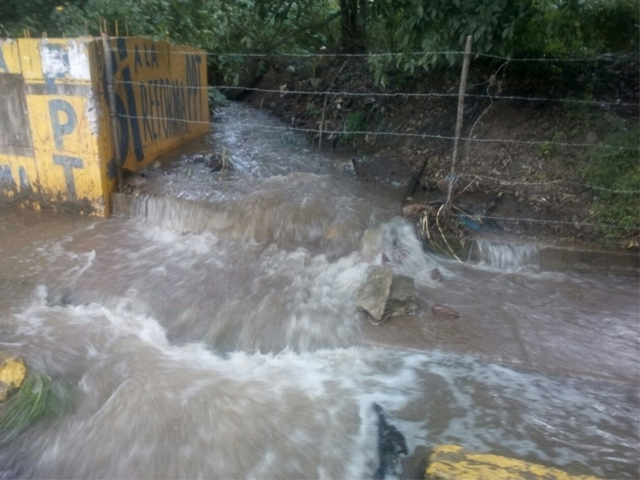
(475, 240), (539, 271)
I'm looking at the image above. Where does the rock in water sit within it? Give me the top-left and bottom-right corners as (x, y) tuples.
(385, 275), (417, 318)
(373, 403), (408, 480)
(335, 158), (355, 172)
(0, 356), (27, 402)
(357, 266), (393, 324)
(358, 267), (418, 324)
(432, 304), (460, 318)
(430, 268), (443, 282)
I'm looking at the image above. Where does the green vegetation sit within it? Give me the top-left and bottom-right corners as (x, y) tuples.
(583, 128), (640, 236)
(344, 111), (367, 139)
(0, 373), (75, 440)
(1, 1), (638, 80)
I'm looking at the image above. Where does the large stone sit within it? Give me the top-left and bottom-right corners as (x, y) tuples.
(0, 356), (27, 402)
(357, 266), (393, 324)
(426, 444), (600, 480)
(385, 275), (417, 318)
(357, 268), (417, 325)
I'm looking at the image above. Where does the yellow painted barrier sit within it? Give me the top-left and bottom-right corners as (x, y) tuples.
(95, 38), (209, 212)
(0, 356), (27, 402)
(0, 36), (209, 215)
(425, 445), (600, 480)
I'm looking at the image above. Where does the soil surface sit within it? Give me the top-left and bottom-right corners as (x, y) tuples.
(239, 56), (639, 252)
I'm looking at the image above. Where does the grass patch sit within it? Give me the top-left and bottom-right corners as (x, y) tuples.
(583, 127), (640, 237)
(0, 373), (75, 440)
(343, 111), (368, 141)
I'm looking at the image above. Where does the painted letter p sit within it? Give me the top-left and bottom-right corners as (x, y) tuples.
(48, 99), (77, 150)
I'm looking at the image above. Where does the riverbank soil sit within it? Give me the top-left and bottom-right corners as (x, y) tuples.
(242, 56), (640, 251)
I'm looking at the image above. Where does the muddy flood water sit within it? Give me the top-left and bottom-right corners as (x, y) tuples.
(0, 103), (638, 479)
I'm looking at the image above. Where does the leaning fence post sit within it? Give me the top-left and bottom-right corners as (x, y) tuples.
(445, 35), (473, 218)
(101, 33), (124, 191)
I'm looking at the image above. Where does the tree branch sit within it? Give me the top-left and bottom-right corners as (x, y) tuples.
(267, 0), (296, 48)
(267, 9), (342, 52)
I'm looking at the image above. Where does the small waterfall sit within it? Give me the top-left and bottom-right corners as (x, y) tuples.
(475, 240), (539, 270)
(113, 190), (377, 258)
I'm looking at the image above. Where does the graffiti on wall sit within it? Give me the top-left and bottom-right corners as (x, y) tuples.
(0, 39), (99, 207)
(105, 38), (208, 176)
(0, 39), (103, 209)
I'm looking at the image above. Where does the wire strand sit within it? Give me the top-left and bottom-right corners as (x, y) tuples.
(475, 52), (638, 63)
(460, 173), (640, 195)
(110, 47), (636, 63)
(112, 49), (465, 58)
(112, 81), (638, 108)
(114, 113), (640, 151)
(450, 213), (639, 230)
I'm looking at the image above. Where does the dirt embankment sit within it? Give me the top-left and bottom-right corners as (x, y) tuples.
(237, 56), (639, 251)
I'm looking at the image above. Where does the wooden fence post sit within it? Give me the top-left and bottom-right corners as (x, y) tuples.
(445, 35), (473, 217)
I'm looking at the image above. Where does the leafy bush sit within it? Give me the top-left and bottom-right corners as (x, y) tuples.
(583, 127), (640, 235)
(344, 111), (367, 140)
(1, 0), (637, 91)
(366, 0), (639, 85)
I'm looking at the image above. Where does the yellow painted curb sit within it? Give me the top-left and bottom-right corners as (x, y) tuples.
(425, 445), (600, 480)
(0, 357), (27, 402)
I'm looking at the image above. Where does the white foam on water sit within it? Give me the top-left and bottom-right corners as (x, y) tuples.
(2, 294), (637, 479)
(30, 214), (445, 353)
(2, 299), (431, 479)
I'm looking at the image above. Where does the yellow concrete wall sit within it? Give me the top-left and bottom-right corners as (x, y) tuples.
(95, 38), (209, 211)
(0, 37), (103, 213)
(0, 36), (209, 215)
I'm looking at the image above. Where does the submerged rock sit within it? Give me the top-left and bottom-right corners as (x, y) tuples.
(430, 268), (443, 282)
(432, 304), (460, 318)
(0, 356), (26, 402)
(360, 227), (383, 261)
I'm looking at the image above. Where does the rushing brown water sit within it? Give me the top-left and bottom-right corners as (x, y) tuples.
(0, 103), (638, 479)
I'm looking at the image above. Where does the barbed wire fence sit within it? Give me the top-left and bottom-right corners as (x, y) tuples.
(105, 42), (640, 238)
